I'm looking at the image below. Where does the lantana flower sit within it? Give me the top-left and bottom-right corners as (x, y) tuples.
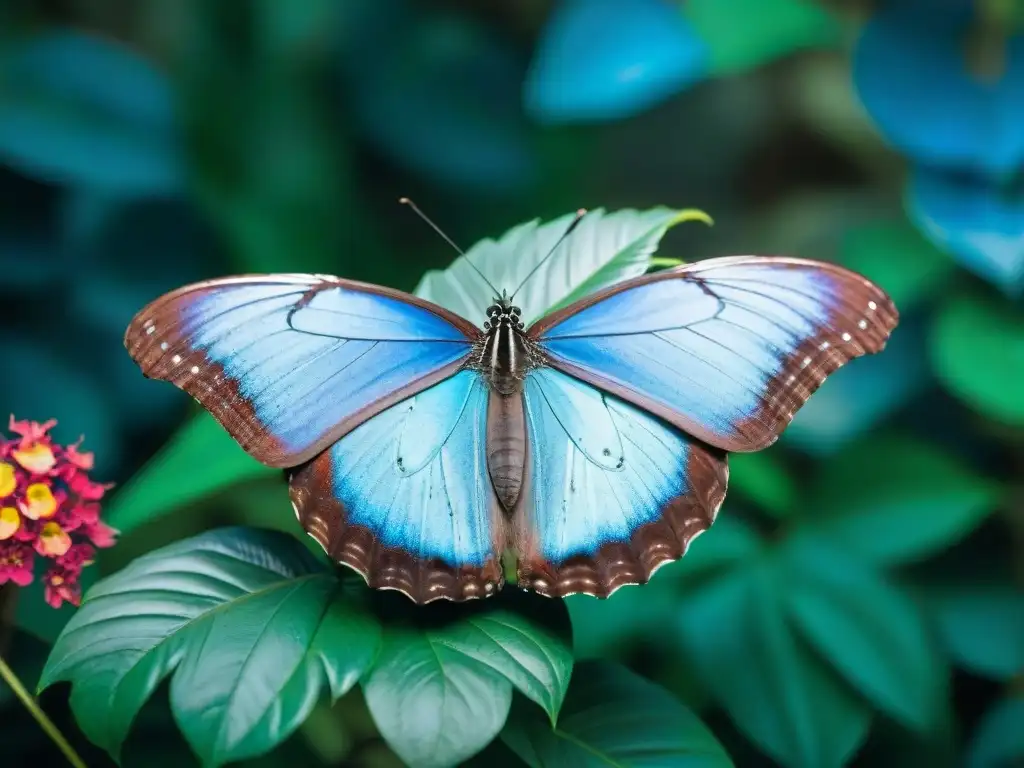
(0, 416), (117, 607)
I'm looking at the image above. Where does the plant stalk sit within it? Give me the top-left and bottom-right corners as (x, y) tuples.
(0, 653), (88, 768)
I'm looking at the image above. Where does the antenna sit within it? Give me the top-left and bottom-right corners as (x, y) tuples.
(399, 197), (501, 297)
(510, 208), (588, 301)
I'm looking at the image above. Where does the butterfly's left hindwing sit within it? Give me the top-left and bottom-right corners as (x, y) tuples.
(289, 370), (506, 603)
(514, 368), (727, 598)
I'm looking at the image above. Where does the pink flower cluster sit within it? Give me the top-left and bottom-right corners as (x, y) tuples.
(0, 416), (117, 608)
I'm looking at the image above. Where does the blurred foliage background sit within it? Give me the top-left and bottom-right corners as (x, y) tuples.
(1, 0), (1022, 766)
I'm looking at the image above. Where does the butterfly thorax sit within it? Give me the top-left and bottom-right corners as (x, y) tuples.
(475, 297), (542, 395)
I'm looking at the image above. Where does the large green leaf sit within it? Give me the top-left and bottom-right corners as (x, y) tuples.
(931, 293), (1024, 425)
(39, 528), (379, 766)
(0, 30), (182, 194)
(781, 536), (946, 732)
(685, 0), (840, 75)
(675, 565), (871, 768)
(804, 433), (1000, 564)
(413, 207), (709, 325)
(966, 696), (1024, 768)
(104, 413), (277, 534)
(500, 660), (733, 767)
(924, 579), (1024, 681)
(363, 593), (573, 768)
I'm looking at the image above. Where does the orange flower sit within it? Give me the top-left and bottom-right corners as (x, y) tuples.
(12, 442), (57, 474)
(37, 522), (72, 557)
(0, 507), (20, 540)
(0, 462), (15, 498)
(21, 483), (57, 519)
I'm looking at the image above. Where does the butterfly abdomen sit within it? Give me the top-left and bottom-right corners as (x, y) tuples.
(486, 391), (526, 511)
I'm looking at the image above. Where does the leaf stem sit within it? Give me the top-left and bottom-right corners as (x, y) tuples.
(0, 653), (88, 768)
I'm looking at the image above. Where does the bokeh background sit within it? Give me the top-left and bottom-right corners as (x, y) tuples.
(1, 0), (1022, 766)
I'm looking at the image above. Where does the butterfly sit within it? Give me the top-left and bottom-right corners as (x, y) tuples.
(124, 208), (898, 604)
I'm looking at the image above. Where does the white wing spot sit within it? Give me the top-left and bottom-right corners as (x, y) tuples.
(146, 325), (156, 335)
(172, 354), (182, 364)
(858, 319), (868, 329)
(190, 365), (200, 374)
(160, 342), (169, 351)
(821, 341), (830, 350)
(801, 356), (812, 367)
(841, 332), (852, 342)
(868, 300), (877, 311)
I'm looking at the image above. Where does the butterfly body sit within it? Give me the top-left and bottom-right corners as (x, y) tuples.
(125, 253), (898, 604)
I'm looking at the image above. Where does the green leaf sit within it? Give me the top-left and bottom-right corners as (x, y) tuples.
(566, 578), (680, 659)
(675, 565), (871, 768)
(805, 433), (1000, 564)
(839, 220), (956, 311)
(0, 30), (181, 194)
(728, 452), (796, 517)
(923, 580), (1024, 681)
(104, 413), (277, 534)
(930, 293), (1024, 425)
(781, 536), (946, 732)
(685, 0), (841, 75)
(39, 528), (379, 766)
(501, 660), (733, 767)
(966, 696), (1024, 768)
(413, 207), (709, 326)
(364, 593), (573, 768)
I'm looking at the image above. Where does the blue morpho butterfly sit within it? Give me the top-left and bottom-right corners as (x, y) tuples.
(124, 206), (898, 604)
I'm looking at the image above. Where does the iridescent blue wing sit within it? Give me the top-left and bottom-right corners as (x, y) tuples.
(289, 370), (506, 603)
(514, 368), (727, 597)
(125, 275), (477, 467)
(528, 256), (898, 453)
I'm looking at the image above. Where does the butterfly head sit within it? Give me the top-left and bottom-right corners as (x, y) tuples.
(484, 290), (523, 331)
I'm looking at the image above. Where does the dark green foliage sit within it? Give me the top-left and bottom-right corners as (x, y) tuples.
(1, 2), (1021, 767)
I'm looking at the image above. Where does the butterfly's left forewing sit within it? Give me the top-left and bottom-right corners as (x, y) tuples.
(529, 256), (899, 453)
(513, 367), (727, 598)
(289, 370), (506, 603)
(125, 275), (476, 467)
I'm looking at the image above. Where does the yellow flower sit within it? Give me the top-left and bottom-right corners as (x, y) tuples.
(38, 522), (72, 557)
(12, 443), (56, 474)
(0, 507), (19, 540)
(21, 483), (57, 519)
(0, 462), (15, 498)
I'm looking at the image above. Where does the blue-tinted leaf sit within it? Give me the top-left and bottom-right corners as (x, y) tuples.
(525, 0), (709, 123)
(781, 537), (947, 732)
(501, 661), (733, 767)
(966, 696), (1024, 768)
(907, 167), (1024, 296)
(675, 565), (871, 768)
(853, 3), (1024, 175)
(0, 30), (182, 193)
(804, 433), (1000, 565)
